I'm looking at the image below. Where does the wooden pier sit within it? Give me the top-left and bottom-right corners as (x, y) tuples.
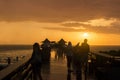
(0, 51), (120, 80)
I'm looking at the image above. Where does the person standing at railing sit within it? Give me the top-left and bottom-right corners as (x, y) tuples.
(81, 39), (90, 80)
(30, 43), (42, 80)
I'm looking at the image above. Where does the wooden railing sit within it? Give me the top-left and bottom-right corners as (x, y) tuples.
(90, 52), (120, 80)
(0, 56), (32, 80)
(91, 52), (120, 61)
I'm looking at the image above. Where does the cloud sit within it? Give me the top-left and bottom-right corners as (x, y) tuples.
(83, 18), (117, 27)
(43, 18), (120, 34)
(42, 26), (86, 32)
(0, 0), (120, 34)
(0, 0), (120, 22)
(61, 21), (84, 27)
(83, 18), (120, 34)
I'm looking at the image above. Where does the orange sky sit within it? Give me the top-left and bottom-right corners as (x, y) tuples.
(0, 0), (120, 45)
(0, 21), (119, 45)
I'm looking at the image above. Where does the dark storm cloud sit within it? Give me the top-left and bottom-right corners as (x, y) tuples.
(0, 0), (120, 22)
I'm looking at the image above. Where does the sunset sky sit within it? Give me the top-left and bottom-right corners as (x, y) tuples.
(0, 0), (120, 45)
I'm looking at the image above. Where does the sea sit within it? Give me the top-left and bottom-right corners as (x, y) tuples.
(0, 45), (32, 63)
(0, 45), (120, 63)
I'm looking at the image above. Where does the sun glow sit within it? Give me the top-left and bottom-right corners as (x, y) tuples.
(83, 32), (89, 38)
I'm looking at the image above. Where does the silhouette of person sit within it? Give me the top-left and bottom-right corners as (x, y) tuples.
(16, 56), (19, 61)
(67, 71), (72, 80)
(66, 41), (73, 69)
(7, 57), (11, 65)
(30, 43), (42, 80)
(81, 39), (90, 64)
(72, 43), (82, 80)
(41, 38), (51, 62)
(56, 38), (67, 60)
(81, 39), (90, 80)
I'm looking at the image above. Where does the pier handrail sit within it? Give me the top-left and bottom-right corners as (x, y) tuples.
(91, 52), (120, 61)
(0, 56), (32, 80)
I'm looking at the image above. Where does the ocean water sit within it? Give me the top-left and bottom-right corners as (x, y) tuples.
(0, 45), (120, 63)
(0, 45), (32, 63)
(90, 45), (120, 52)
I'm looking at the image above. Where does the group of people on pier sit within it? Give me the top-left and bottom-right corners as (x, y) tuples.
(65, 39), (90, 80)
(30, 38), (90, 80)
(30, 39), (51, 80)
